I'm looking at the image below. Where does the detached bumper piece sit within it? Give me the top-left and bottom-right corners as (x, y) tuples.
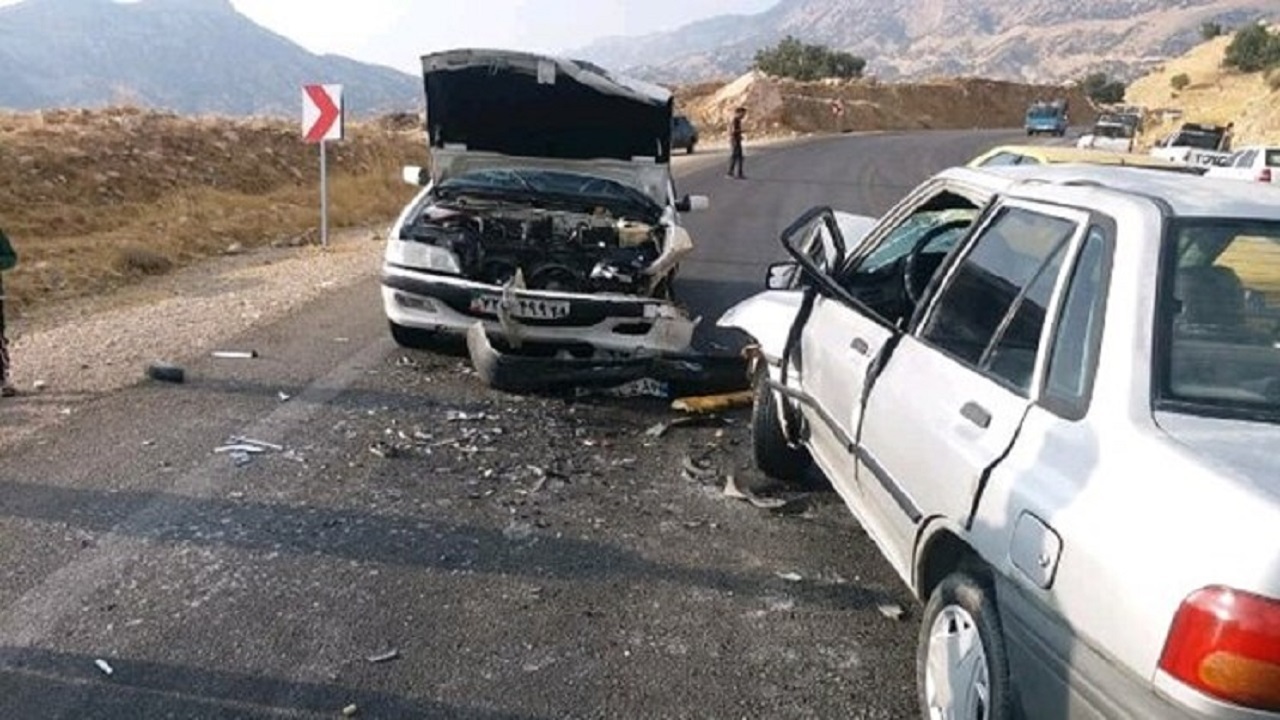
(466, 323), (750, 399)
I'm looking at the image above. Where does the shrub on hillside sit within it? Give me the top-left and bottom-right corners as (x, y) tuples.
(1171, 73), (1191, 91)
(1223, 23), (1280, 73)
(753, 36), (866, 81)
(1201, 21), (1224, 40)
(1080, 72), (1127, 103)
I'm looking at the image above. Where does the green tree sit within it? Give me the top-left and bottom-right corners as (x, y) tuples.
(1080, 72), (1126, 103)
(1223, 23), (1280, 72)
(1171, 73), (1191, 91)
(1201, 21), (1224, 41)
(753, 36), (866, 81)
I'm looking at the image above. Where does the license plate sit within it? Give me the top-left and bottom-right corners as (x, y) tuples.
(469, 294), (571, 320)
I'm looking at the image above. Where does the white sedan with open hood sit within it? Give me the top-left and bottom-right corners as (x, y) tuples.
(382, 49), (708, 356)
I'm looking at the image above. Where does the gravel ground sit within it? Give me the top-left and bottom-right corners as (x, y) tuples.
(1, 226), (386, 453)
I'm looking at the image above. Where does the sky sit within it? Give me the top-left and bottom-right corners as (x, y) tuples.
(0, 0), (777, 74)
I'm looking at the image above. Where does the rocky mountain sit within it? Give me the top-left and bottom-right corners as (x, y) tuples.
(0, 0), (419, 116)
(575, 0), (1277, 84)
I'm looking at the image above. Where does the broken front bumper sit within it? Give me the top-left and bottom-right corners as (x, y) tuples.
(381, 264), (696, 354)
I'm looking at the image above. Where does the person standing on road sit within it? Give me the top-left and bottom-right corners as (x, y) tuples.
(0, 226), (16, 397)
(727, 106), (746, 179)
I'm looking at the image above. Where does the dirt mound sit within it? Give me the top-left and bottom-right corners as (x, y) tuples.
(1125, 29), (1280, 147)
(0, 107), (426, 312)
(682, 73), (1098, 137)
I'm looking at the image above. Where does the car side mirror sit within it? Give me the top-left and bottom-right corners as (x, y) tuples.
(402, 165), (427, 187)
(765, 261), (800, 290)
(677, 194), (710, 212)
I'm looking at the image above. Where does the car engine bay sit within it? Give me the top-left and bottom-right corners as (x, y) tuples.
(400, 201), (666, 295)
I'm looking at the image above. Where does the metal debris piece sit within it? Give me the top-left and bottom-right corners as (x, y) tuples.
(878, 603), (907, 621)
(146, 362), (185, 384)
(368, 441), (398, 459)
(230, 436), (285, 452)
(644, 414), (725, 439)
(214, 444), (268, 455)
(671, 390), (754, 415)
(446, 410), (490, 422)
(277, 391), (292, 402)
(681, 455), (718, 481)
(722, 474), (789, 510)
(32, 380), (47, 392)
(342, 704), (359, 717)
(366, 649), (400, 664)
(211, 350), (259, 359)
(776, 572), (803, 583)
(94, 658), (114, 676)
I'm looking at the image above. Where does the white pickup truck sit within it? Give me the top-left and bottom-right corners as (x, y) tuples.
(1204, 145), (1280, 184)
(1150, 123), (1234, 168)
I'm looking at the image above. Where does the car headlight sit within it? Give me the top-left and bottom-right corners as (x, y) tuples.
(385, 239), (462, 274)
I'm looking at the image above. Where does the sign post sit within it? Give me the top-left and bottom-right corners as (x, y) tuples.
(302, 84), (344, 247)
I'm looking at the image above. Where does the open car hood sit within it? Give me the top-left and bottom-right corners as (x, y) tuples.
(422, 49), (673, 164)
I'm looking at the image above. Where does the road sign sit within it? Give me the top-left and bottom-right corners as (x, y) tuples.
(302, 84), (343, 143)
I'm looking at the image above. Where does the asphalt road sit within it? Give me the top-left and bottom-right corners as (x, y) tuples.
(0, 128), (1026, 719)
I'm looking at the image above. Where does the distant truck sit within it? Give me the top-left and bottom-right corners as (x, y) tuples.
(1024, 99), (1069, 136)
(1149, 122), (1234, 167)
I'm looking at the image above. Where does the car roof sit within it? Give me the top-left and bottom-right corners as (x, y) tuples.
(940, 163), (1280, 220)
(969, 145), (1178, 169)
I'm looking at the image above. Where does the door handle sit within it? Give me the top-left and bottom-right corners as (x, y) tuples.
(849, 337), (870, 356)
(960, 401), (992, 429)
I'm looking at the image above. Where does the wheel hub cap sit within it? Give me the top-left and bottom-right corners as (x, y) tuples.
(924, 605), (990, 720)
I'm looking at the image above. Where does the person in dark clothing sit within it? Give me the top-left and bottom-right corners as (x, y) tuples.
(0, 227), (15, 397)
(727, 106), (746, 179)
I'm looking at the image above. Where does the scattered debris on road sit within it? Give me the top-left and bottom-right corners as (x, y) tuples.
(341, 704), (359, 717)
(146, 362), (185, 384)
(722, 473), (789, 511)
(94, 658), (114, 676)
(681, 455), (719, 481)
(643, 414), (725, 439)
(213, 436), (285, 467)
(211, 350), (259, 359)
(366, 648), (400, 664)
(368, 441), (399, 459)
(776, 571), (804, 583)
(878, 603), (907, 621)
(278, 391), (292, 402)
(671, 390), (753, 414)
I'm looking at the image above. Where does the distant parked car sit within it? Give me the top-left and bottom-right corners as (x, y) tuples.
(721, 162), (1280, 720)
(671, 115), (699, 154)
(969, 144), (1201, 174)
(1076, 117), (1136, 153)
(1204, 145), (1280, 184)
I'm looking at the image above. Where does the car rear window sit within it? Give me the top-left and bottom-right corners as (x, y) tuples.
(1157, 219), (1280, 423)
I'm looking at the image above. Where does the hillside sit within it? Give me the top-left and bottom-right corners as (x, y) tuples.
(0, 107), (427, 312)
(0, 0), (419, 117)
(575, 0), (1276, 85)
(1126, 27), (1280, 146)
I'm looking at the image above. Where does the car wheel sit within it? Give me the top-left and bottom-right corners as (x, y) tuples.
(917, 572), (1015, 720)
(751, 372), (812, 483)
(388, 321), (437, 349)
(687, 143), (696, 155)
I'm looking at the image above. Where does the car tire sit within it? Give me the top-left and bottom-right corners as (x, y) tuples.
(751, 373), (812, 483)
(687, 143), (696, 155)
(917, 572), (1015, 720)
(388, 321), (437, 349)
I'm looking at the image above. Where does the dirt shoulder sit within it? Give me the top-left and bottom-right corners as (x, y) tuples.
(0, 226), (386, 451)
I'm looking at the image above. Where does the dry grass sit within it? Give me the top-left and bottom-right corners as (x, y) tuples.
(0, 107), (428, 313)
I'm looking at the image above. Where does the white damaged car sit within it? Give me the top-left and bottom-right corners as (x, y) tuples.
(382, 49), (708, 356)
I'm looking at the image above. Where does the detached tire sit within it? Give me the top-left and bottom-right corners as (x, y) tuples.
(917, 572), (1015, 720)
(751, 374), (811, 483)
(389, 321), (436, 349)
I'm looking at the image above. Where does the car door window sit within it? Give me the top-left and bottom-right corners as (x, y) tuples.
(1042, 225), (1111, 418)
(837, 191), (981, 325)
(919, 206), (1079, 395)
(1235, 150), (1258, 168)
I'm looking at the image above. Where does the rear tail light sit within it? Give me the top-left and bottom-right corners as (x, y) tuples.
(1159, 586), (1280, 712)
(1257, 167), (1273, 183)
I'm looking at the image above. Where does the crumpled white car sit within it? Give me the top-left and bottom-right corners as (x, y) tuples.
(721, 163), (1280, 719)
(382, 49), (708, 356)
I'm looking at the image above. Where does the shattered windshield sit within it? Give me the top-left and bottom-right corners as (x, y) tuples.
(436, 168), (661, 218)
(1158, 219), (1280, 422)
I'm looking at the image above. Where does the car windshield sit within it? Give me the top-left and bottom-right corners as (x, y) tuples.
(1093, 123), (1132, 139)
(436, 168), (661, 217)
(1170, 130), (1223, 150)
(1158, 218), (1280, 422)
